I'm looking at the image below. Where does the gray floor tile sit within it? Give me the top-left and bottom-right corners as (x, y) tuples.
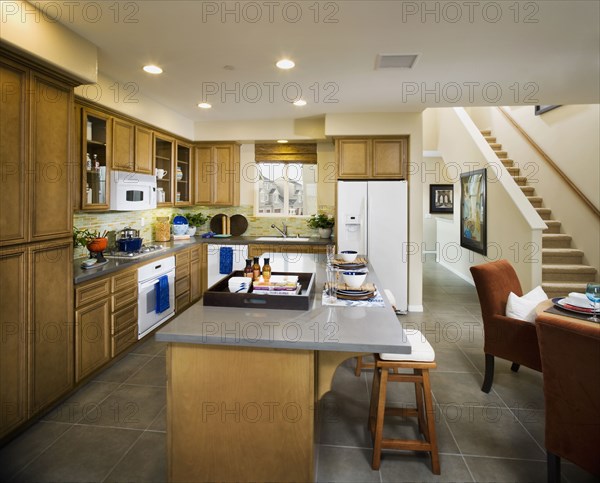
(316, 445), (380, 483)
(42, 381), (120, 424)
(93, 354), (153, 384)
(329, 361), (370, 402)
(380, 454), (473, 482)
(318, 393), (372, 447)
(0, 421), (72, 481)
(129, 337), (168, 356)
(446, 408), (545, 460)
(104, 431), (167, 482)
(432, 347), (479, 373)
(147, 405), (167, 432)
(124, 356), (167, 387)
(464, 455), (547, 482)
(491, 370), (545, 410)
(13, 425), (141, 483)
(79, 385), (166, 430)
(430, 371), (504, 407)
(513, 408), (545, 448)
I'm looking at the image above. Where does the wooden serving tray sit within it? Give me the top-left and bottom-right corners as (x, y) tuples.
(203, 271), (316, 310)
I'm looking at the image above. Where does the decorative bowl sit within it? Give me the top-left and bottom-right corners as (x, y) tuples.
(342, 271), (366, 288)
(86, 237), (108, 253)
(339, 250), (358, 262)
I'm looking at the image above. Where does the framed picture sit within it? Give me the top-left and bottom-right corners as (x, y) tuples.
(429, 184), (454, 213)
(535, 105), (560, 116)
(460, 169), (487, 256)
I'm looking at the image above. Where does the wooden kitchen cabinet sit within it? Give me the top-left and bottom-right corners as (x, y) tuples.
(336, 137), (408, 179)
(175, 142), (192, 206)
(0, 247), (28, 438)
(134, 126), (154, 174)
(80, 107), (110, 210)
(189, 246), (203, 303)
(75, 297), (111, 381)
(174, 245), (205, 314)
(155, 135), (174, 206)
(194, 144), (240, 206)
(111, 117), (134, 171)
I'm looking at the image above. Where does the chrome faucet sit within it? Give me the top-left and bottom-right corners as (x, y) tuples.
(271, 222), (288, 237)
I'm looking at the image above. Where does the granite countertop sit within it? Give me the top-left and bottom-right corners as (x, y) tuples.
(155, 253), (411, 354)
(74, 235), (332, 284)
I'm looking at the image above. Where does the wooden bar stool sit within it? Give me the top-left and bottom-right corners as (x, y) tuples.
(368, 329), (440, 474)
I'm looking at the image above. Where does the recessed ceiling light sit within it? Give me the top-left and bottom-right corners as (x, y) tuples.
(198, 102), (212, 109)
(293, 99), (307, 106)
(143, 65), (163, 74)
(277, 139), (288, 143)
(276, 59), (295, 70)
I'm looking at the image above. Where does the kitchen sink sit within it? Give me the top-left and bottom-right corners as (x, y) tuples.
(256, 236), (312, 242)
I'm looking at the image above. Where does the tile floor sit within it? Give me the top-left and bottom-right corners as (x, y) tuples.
(1, 257), (597, 482)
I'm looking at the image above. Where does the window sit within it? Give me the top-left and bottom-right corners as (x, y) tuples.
(255, 163), (317, 216)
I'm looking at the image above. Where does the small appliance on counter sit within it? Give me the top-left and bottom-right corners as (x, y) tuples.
(116, 226), (143, 252)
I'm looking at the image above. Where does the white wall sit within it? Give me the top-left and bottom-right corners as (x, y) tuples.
(422, 155), (453, 252)
(0, 0), (97, 82)
(468, 106), (600, 273)
(435, 108), (546, 290)
(194, 117), (326, 142)
(325, 112), (424, 311)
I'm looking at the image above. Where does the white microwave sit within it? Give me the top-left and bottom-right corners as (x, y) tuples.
(110, 171), (157, 211)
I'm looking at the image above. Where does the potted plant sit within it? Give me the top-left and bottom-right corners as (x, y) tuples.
(307, 213), (335, 239)
(187, 212), (211, 235)
(73, 227), (108, 255)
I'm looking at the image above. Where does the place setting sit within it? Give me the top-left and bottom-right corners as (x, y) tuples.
(549, 283), (600, 322)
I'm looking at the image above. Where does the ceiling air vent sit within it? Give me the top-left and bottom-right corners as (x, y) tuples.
(375, 54), (418, 69)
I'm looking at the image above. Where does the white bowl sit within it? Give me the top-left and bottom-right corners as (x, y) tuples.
(339, 250), (358, 263)
(342, 271), (367, 288)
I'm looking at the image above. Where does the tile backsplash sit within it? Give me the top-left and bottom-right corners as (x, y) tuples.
(73, 205), (334, 259)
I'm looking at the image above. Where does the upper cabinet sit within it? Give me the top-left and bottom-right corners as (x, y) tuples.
(134, 126), (154, 174)
(194, 144), (240, 206)
(1, 56), (74, 246)
(111, 117), (134, 171)
(155, 135), (174, 206)
(175, 142), (192, 206)
(81, 108), (110, 210)
(336, 137), (409, 180)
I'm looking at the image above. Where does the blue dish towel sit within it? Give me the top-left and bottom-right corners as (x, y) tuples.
(155, 275), (170, 314)
(219, 247), (233, 274)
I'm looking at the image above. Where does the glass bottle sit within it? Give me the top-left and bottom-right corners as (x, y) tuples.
(262, 257), (271, 282)
(252, 257), (261, 281)
(244, 259), (253, 278)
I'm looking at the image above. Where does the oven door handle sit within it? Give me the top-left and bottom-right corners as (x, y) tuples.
(139, 276), (171, 291)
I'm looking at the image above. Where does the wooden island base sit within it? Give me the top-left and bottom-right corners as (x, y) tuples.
(167, 343), (364, 483)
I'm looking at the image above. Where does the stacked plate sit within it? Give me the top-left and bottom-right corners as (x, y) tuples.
(331, 256), (368, 270)
(228, 276), (251, 293)
(332, 282), (376, 300)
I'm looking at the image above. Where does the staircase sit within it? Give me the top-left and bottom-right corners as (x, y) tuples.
(481, 130), (597, 298)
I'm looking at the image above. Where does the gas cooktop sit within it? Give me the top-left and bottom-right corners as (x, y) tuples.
(104, 244), (168, 260)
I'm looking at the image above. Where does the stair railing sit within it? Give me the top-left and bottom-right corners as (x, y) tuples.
(496, 107), (599, 218)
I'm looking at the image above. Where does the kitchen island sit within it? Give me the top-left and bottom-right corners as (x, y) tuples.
(156, 253), (411, 482)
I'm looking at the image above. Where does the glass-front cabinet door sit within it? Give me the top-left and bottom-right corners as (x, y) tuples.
(82, 109), (110, 210)
(175, 142), (192, 206)
(155, 135), (173, 205)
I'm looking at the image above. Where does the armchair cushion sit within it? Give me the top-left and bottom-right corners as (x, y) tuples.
(506, 285), (548, 323)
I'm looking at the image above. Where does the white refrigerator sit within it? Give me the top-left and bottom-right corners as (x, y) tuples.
(336, 180), (408, 312)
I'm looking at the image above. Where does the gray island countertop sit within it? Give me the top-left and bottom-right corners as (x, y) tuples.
(156, 253), (411, 354)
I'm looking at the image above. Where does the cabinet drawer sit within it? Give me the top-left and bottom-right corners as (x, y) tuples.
(112, 285), (137, 313)
(175, 276), (190, 297)
(175, 251), (190, 278)
(112, 269), (137, 292)
(112, 324), (138, 357)
(111, 303), (138, 335)
(190, 246), (201, 261)
(76, 278), (110, 308)
(176, 292), (190, 313)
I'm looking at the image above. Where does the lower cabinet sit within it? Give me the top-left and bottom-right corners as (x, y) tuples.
(175, 245), (204, 314)
(0, 240), (73, 440)
(74, 267), (138, 382)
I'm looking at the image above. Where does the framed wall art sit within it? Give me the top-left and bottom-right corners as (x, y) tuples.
(460, 169), (487, 256)
(429, 184), (454, 214)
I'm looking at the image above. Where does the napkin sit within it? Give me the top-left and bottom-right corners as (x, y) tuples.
(563, 292), (594, 309)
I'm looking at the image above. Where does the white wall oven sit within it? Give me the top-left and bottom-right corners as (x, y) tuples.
(138, 256), (175, 339)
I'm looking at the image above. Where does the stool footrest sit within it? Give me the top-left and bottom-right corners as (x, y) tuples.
(384, 407), (418, 418)
(381, 438), (433, 452)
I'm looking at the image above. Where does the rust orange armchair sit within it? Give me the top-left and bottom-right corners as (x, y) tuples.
(536, 312), (600, 482)
(470, 260), (542, 393)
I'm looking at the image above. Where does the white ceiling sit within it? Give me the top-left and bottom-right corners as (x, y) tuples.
(56, 0), (600, 122)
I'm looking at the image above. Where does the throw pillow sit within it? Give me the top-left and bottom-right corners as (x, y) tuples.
(506, 285), (548, 323)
